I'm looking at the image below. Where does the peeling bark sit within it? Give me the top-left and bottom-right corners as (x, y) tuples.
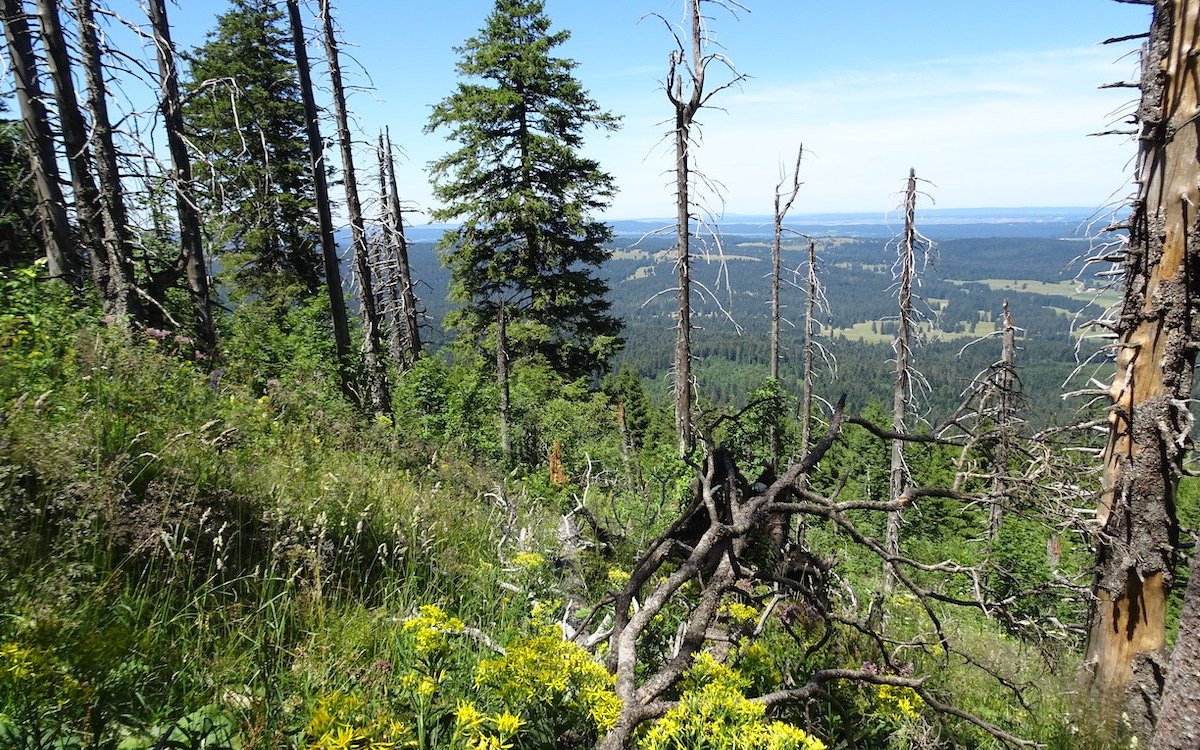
(1082, 0), (1198, 734)
(1151, 551), (1200, 750)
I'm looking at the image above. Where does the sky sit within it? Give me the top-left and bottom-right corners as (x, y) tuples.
(94, 1), (1154, 222)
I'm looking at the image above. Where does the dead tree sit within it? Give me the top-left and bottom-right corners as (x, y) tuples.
(73, 0), (140, 322)
(319, 0), (389, 415)
(285, 0), (353, 400)
(987, 301), (1017, 539)
(884, 168), (931, 592)
(1081, 0), (1199, 733)
(768, 146), (802, 467)
(663, 0), (747, 458)
(589, 399), (1043, 750)
(147, 0), (214, 354)
(2, 0), (76, 282)
(377, 128), (421, 367)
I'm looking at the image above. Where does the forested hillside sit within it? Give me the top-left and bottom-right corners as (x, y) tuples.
(3, 1), (1200, 749)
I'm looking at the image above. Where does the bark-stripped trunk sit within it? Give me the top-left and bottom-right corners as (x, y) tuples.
(884, 168), (919, 593)
(74, 0), (140, 322)
(988, 301), (1016, 540)
(319, 0), (389, 415)
(800, 239), (817, 459)
(2, 0), (76, 282)
(35, 0), (108, 295)
(147, 0), (214, 354)
(1150, 550), (1200, 750)
(668, 1), (705, 458)
(769, 147), (802, 468)
(380, 128), (421, 366)
(285, 0), (353, 399)
(497, 299), (512, 465)
(1082, 0), (1198, 734)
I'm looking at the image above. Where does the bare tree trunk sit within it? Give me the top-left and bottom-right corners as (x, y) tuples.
(2, 0), (76, 283)
(381, 128), (421, 365)
(35, 0), (109, 293)
(884, 168), (919, 593)
(800, 239), (817, 459)
(769, 147), (802, 468)
(319, 0), (389, 415)
(73, 0), (140, 323)
(1151, 550), (1200, 750)
(285, 0), (353, 400)
(668, 1), (705, 458)
(147, 0), (214, 354)
(497, 298), (512, 465)
(1082, 0), (1199, 735)
(987, 301), (1016, 540)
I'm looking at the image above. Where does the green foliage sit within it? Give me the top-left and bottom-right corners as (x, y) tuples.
(427, 0), (622, 378)
(184, 0), (321, 298)
(0, 117), (38, 269)
(0, 261), (92, 400)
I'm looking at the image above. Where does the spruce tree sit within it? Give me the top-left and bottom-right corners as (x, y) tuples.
(427, 0), (621, 378)
(184, 0), (320, 300)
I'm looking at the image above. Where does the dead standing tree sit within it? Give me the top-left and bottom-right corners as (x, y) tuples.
(377, 128), (421, 368)
(285, 0), (354, 401)
(1081, 0), (1200, 735)
(319, 0), (390, 415)
(884, 168), (932, 592)
(73, 0), (141, 323)
(147, 0), (215, 354)
(660, 0), (748, 457)
(2, 0), (77, 283)
(768, 146), (802, 467)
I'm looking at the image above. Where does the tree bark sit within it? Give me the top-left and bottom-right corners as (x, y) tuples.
(770, 147), (802, 468)
(147, 0), (214, 354)
(1150, 551), (1200, 750)
(73, 0), (140, 323)
(285, 0), (353, 400)
(2, 0), (76, 283)
(319, 0), (389, 415)
(1081, 0), (1199, 735)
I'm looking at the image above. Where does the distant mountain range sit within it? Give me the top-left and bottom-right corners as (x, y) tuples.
(400, 206), (1117, 243)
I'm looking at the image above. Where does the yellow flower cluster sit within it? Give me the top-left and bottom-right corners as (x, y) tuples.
(511, 551), (546, 570)
(874, 683), (924, 722)
(640, 654), (825, 750)
(453, 701), (526, 750)
(474, 635), (622, 732)
(402, 604), (465, 656)
(303, 693), (410, 750)
(719, 601), (760, 630)
(607, 568), (632, 587)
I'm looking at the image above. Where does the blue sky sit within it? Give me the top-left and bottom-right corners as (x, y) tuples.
(123, 1), (1152, 221)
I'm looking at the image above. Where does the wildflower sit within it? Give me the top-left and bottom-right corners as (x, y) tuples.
(491, 711), (523, 737)
(607, 567), (631, 587)
(512, 551), (545, 570)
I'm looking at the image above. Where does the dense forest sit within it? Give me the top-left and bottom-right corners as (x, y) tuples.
(2, 1), (1200, 749)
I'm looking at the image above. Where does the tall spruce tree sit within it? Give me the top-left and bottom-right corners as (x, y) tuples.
(427, 0), (621, 379)
(184, 0), (320, 300)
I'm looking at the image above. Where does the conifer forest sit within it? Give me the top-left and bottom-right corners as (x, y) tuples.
(3, 1), (1200, 749)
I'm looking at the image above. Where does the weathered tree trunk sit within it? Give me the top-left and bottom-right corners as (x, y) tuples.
(884, 168), (919, 593)
(800, 239), (817, 459)
(769, 147), (802, 468)
(497, 299), (512, 465)
(1082, 0), (1199, 735)
(1150, 550), (1200, 750)
(34, 0), (109, 295)
(988, 301), (1016, 540)
(380, 128), (421, 365)
(319, 0), (390, 415)
(147, 0), (214, 354)
(285, 0), (353, 400)
(2, 0), (76, 282)
(668, 0), (706, 458)
(73, 0), (140, 323)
